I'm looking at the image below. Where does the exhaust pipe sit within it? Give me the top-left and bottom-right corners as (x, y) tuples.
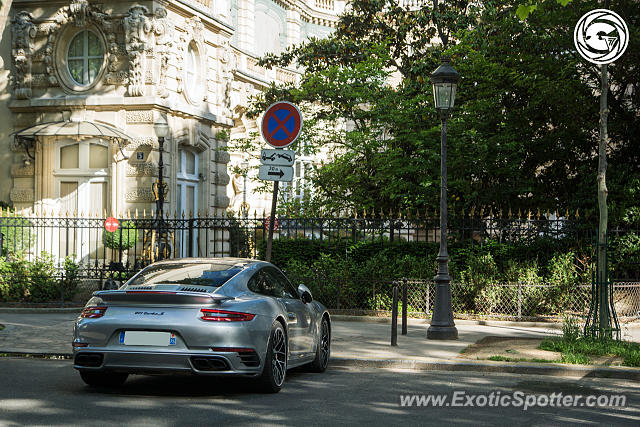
(190, 356), (230, 371)
(74, 353), (104, 367)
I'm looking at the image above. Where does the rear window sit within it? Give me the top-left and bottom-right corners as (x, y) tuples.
(127, 263), (243, 289)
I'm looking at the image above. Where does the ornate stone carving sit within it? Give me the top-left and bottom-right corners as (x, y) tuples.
(176, 16), (206, 98)
(11, 11), (37, 99)
(10, 188), (34, 203)
(219, 39), (236, 117)
(105, 71), (128, 86)
(123, 6), (151, 96)
(214, 150), (231, 164)
(186, 16), (205, 44)
(11, 164), (35, 177)
(69, 0), (90, 27)
(125, 188), (155, 202)
(105, 33), (126, 86)
(217, 172), (230, 186)
(152, 8), (174, 98)
(126, 162), (157, 177)
(175, 33), (187, 95)
(32, 73), (54, 88)
(41, 1), (119, 88)
(126, 110), (153, 124)
(126, 136), (156, 151)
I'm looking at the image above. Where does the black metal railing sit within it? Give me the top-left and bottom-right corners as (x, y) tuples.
(0, 209), (637, 280)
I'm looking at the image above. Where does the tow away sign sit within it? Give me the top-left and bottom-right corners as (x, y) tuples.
(258, 165), (293, 182)
(261, 149), (295, 166)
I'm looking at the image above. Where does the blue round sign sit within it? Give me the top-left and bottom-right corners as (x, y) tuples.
(261, 101), (303, 148)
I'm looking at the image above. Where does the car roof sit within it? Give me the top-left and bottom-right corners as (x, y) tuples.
(149, 257), (260, 268)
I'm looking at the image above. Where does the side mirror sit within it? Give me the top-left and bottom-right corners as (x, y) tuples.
(297, 284), (313, 304)
(103, 278), (119, 291)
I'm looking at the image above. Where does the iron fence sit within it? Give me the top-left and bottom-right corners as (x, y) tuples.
(305, 278), (640, 320)
(0, 210), (639, 313)
(0, 209), (602, 273)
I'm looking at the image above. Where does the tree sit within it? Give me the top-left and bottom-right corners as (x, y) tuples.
(245, 0), (639, 220)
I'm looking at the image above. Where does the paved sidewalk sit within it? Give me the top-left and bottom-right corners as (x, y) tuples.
(1, 310), (639, 380)
(0, 310), (559, 357)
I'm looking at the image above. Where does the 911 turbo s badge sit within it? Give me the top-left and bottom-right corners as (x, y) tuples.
(134, 311), (165, 315)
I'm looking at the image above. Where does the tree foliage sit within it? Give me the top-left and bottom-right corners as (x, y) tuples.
(246, 0), (638, 221)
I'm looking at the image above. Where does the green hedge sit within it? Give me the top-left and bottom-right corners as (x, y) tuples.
(0, 254), (81, 303)
(103, 220), (138, 251)
(0, 215), (33, 255)
(258, 237), (588, 280)
(256, 237), (597, 315)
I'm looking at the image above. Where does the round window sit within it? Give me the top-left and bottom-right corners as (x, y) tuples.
(67, 30), (104, 87)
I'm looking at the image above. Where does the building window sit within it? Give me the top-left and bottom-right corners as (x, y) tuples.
(67, 30), (104, 87)
(54, 139), (110, 227)
(177, 148), (199, 256)
(183, 43), (202, 104)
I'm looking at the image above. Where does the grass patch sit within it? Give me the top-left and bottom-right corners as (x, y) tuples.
(559, 352), (590, 365)
(0, 325), (4, 331)
(540, 337), (640, 367)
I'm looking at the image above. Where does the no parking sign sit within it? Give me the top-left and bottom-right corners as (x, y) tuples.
(261, 101), (303, 148)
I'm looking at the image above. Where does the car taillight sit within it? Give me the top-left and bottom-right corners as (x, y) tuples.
(200, 309), (255, 322)
(81, 306), (108, 318)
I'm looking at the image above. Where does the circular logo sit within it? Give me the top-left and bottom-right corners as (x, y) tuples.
(574, 9), (629, 65)
(261, 101), (303, 148)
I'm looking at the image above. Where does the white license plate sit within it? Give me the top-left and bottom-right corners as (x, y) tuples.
(119, 331), (176, 346)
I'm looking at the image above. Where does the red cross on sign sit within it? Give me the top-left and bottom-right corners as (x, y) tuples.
(104, 217), (120, 233)
(261, 101), (303, 148)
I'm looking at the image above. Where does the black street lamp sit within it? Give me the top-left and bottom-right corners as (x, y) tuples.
(153, 117), (169, 260)
(241, 159), (249, 217)
(427, 57), (459, 340)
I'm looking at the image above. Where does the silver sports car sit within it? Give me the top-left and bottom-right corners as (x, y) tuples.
(73, 258), (331, 393)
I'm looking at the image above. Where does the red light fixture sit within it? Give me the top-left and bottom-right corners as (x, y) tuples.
(200, 309), (255, 322)
(81, 306), (108, 318)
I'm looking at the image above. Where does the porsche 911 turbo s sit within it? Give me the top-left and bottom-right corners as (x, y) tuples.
(73, 258), (331, 393)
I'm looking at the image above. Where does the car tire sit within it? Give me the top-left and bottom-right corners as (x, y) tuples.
(307, 316), (330, 372)
(79, 371), (128, 387)
(258, 321), (287, 393)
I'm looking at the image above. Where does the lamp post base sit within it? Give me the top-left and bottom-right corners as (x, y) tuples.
(427, 325), (458, 340)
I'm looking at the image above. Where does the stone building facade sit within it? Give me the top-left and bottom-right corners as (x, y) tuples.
(0, 0), (341, 222)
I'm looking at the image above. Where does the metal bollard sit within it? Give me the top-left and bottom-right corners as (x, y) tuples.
(402, 277), (408, 335)
(391, 282), (398, 346)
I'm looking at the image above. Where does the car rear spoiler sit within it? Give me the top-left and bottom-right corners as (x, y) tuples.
(93, 290), (235, 305)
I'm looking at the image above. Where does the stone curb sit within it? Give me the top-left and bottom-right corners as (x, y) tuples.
(1, 350), (638, 381)
(331, 357), (640, 380)
(0, 350), (72, 359)
(330, 315), (564, 329)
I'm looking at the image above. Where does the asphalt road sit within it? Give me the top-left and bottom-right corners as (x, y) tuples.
(1, 358), (639, 426)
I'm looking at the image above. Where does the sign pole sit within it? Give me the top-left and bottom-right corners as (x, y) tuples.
(260, 101), (303, 263)
(265, 180), (279, 262)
